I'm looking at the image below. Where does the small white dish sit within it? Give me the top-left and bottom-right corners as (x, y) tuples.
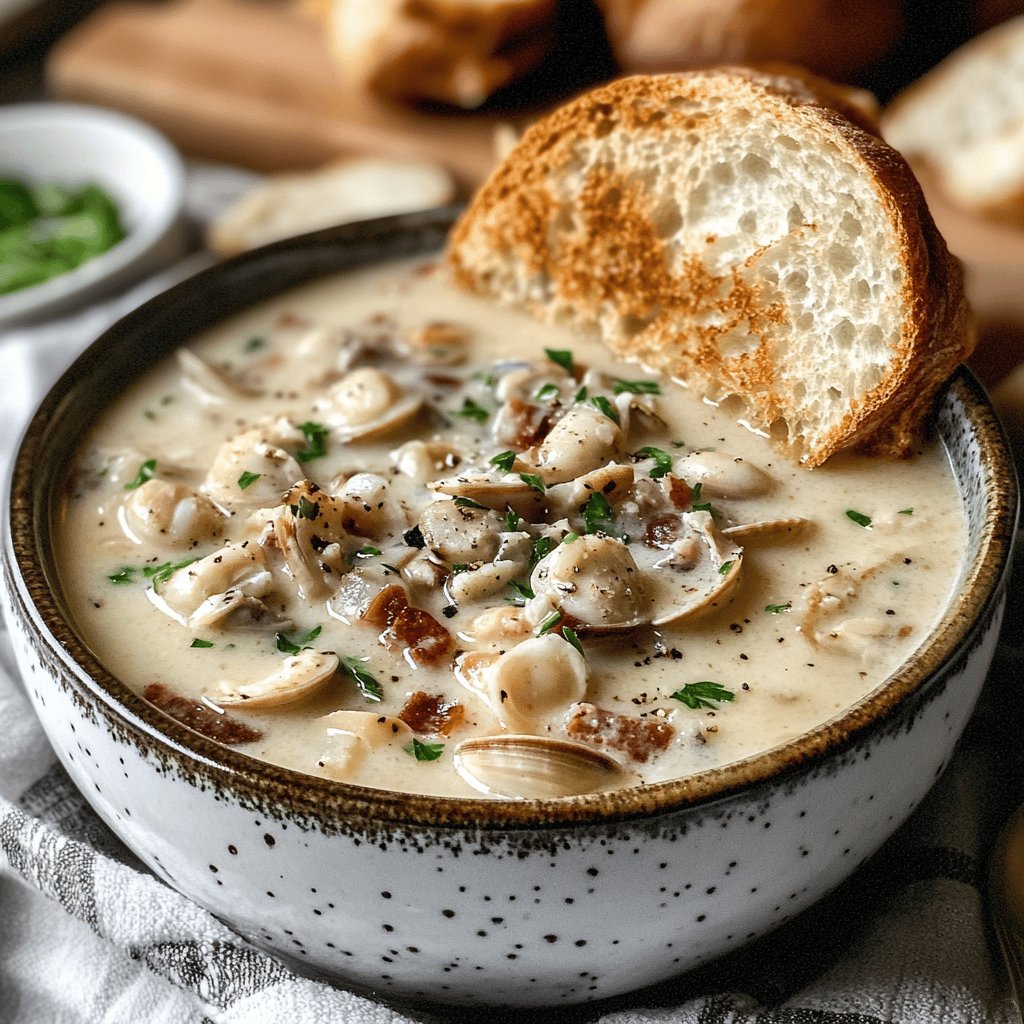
(0, 103), (188, 329)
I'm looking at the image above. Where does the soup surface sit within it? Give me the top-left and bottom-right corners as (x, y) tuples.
(57, 258), (965, 799)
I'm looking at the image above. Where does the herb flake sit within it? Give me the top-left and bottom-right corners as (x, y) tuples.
(237, 470), (261, 490)
(671, 681), (736, 710)
(124, 458), (156, 491)
(545, 347), (574, 374)
(846, 509), (873, 528)
(489, 450), (516, 472)
(341, 657), (383, 702)
(634, 445), (672, 479)
(295, 421), (328, 463)
(405, 738), (444, 762)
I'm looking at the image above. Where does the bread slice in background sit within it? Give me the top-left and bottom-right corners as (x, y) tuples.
(883, 16), (1024, 226)
(448, 68), (972, 468)
(595, 0), (902, 83)
(208, 156), (456, 258)
(309, 0), (557, 109)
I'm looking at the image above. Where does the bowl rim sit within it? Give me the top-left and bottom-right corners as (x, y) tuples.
(0, 102), (185, 328)
(6, 207), (1019, 831)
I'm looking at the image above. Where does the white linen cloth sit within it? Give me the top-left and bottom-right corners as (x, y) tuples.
(1, 164), (1021, 1024)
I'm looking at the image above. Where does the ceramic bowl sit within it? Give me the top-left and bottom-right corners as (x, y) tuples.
(2, 209), (1018, 1007)
(0, 103), (188, 329)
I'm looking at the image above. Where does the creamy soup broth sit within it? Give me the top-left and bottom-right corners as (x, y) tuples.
(56, 258), (965, 799)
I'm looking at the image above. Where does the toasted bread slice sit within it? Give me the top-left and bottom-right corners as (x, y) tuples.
(208, 157), (456, 258)
(883, 16), (1024, 225)
(448, 69), (972, 467)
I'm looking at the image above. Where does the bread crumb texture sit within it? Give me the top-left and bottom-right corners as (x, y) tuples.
(448, 69), (972, 467)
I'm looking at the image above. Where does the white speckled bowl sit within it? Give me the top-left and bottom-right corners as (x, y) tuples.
(2, 210), (1018, 1007)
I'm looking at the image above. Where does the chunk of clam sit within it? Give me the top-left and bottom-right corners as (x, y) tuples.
(157, 542), (273, 628)
(419, 498), (505, 564)
(216, 650), (340, 709)
(494, 361), (572, 402)
(647, 511), (743, 626)
(400, 321), (471, 366)
(674, 451), (774, 499)
(317, 710), (414, 781)
(336, 472), (409, 539)
(530, 534), (648, 633)
(203, 418), (304, 512)
(526, 403), (622, 483)
(454, 735), (634, 800)
(177, 349), (262, 406)
(316, 366), (421, 442)
(722, 516), (811, 542)
(430, 475), (547, 519)
(253, 482), (350, 599)
(390, 439), (461, 482)
(455, 633), (587, 732)
(120, 479), (224, 547)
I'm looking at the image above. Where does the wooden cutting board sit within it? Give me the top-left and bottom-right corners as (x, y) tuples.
(45, 0), (527, 186)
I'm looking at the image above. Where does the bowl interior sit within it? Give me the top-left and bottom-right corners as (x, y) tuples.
(6, 207), (1019, 829)
(0, 103), (185, 326)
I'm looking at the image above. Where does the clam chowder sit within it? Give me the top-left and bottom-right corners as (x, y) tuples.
(56, 259), (966, 799)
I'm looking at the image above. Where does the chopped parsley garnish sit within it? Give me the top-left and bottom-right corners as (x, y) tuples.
(243, 336), (265, 352)
(765, 602), (792, 614)
(454, 397), (490, 423)
(507, 580), (535, 604)
(454, 495), (490, 511)
(295, 421), (328, 463)
(350, 545), (382, 561)
(531, 536), (553, 565)
(634, 445), (672, 479)
(473, 370), (498, 389)
(898, 507), (914, 516)
(237, 470), (261, 490)
(107, 566), (136, 585)
(341, 656), (382, 702)
(489, 450), (516, 472)
(573, 385), (588, 403)
(589, 395), (620, 424)
(275, 624), (322, 655)
(690, 481), (721, 517)
(535, 382), (560, 402)
(612, 378), (661, 395)
(562, 531), (579, 544)
(671, 681), (736, 709)
(582, 491), (615, 535)
(404, 738), (444, 762)
(718, 560), (735, 575)
(545, 347), (574, 374)
(190, 638), (215, 649)
(504, 508), (521, 532)
(562, 626), (584, 657)
(144, 557), (200, 591)
(450, 563), (470, 575)
(291, 495), (319, 520)
(124, 458), (156, 490)
(846, 509), (873, 528)
(537, 610), (562, 635)
(519, 472), (546, 493)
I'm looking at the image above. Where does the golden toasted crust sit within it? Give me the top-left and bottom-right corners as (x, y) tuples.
(447, 70), (973, 467)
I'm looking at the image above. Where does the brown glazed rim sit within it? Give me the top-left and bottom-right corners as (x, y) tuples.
(7, 207), (1019, 832)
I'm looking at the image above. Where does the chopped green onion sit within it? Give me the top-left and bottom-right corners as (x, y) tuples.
(537, 610), (562, 635)
(764, 602), (792, 614)
(562, 531), (579, 544)
(898, 508), (914, 516)
(124, 458), (156, 490)
(562, 626), (584, 657)
(846, 509), (872, 528)
(107, 566), (136, 585)
(589, 395), (620, 424)
(612, 378), (661, 395)
(190, 638), (215, 649)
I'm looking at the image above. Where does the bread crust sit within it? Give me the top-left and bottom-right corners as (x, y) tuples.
(447, 69), (972, 467)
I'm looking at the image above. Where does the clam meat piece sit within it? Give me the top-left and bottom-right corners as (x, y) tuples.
(454, 735), (635, 800)
(390, 439), (461, 482)
(337, 472), (409, 538)
(722, 516), (811, 542)
(177, 349), (263, 406)
(255, 481), (350, 599)
(455, 633), (587, 732)
(494, 361), (572, 403)
(674, 450), (774, 499)
(647, 511), (743, 626)
(527, 403), (622, 483)
(217, 650), (340, 709)
(158, 542), (272, 627)
(203, 417), (305, 512)
(400, 321), (472, 366)
(531, 534), (648, 633)
(419, 498), (505, 564)
(446, 557), (529, 606)
(430, 475), (548, 519)
(120, 478), (224, 547)
(316, 366), (422, 442)
(326, 565), (394, 624)
(317, 709), (414, 780)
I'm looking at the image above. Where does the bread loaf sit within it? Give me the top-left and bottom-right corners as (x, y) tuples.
(208, 157), (456, 258)
(311, 0), (557, 109)
(883, 16), (1024, 225)
(596, 0), (902, 83)
(447, 69), (972, 467)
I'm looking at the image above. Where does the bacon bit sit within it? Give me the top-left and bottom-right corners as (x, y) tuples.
(426, 374), (463, 388)
(361, 585), (455, 666)
(566, 702), (674, 763)
(413, 261), (438, 278)
(276, 311), (309, 328)
(399, 691), (467, 735)
(644, 514), (681, 549)
(143, 682), (262, 745)
(667, 476), (693, 510)
(497, 398), (552, 450)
